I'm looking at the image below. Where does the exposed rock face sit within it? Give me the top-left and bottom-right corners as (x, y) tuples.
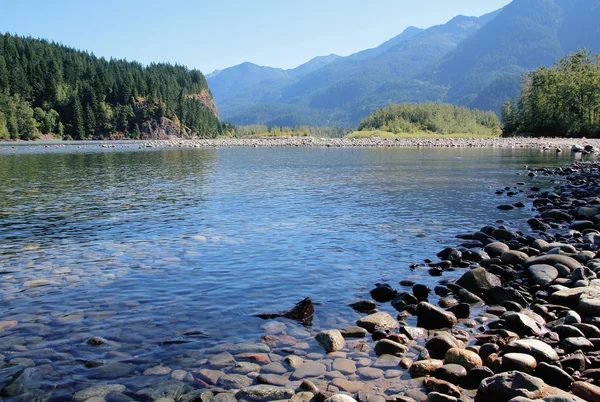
(189, 89), (220, 119)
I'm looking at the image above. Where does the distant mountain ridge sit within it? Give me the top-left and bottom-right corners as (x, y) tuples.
(208, 0), (600, 127)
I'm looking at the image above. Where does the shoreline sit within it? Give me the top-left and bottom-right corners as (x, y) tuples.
(4, 148), (600, 401)
(191, 158), (600, 401)
(3, 137), (600, 150)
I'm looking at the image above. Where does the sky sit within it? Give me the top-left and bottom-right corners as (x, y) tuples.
(0, 0), (512, 74)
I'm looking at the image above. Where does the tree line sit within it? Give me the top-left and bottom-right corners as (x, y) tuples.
(358, 103), (501, 136)
(502, 50), (600, 137)
(0, 33), (227, 141)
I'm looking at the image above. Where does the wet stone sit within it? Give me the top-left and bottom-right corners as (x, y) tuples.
(217, 373), (253, 389)
(261, 362), (288, 375)
(357, 367), (384, 380)
(435, 364), (467, 384)
(238, 384), (295, 401)
(331, 378), (365, 393)
(88, 362), (135, 379)
(290, 362), (326, 380)
(73, 384), (127, 402)
(208, 351), (236, 368)
(332, 358), (356, 374)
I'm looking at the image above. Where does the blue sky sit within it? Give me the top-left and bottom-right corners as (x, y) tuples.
(1, 0), (511, 74)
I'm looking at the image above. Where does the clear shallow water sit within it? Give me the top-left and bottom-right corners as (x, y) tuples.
(0, 145), (577, 396)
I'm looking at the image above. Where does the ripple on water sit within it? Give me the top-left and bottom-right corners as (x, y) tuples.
(0, 146), (578, 397)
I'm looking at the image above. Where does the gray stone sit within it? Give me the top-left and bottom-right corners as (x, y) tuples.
(290, 362), (326, 380)
(88, 362), (135, 379)
(504, 312), (545, 337)
(502, 251), (530, 266)
(456, 268), (502, 292)
(477, 371), (545, 401)
(485, 242), (511, 258)
(501, 353), (537, 372)
(374, 339), (408, 356)
(428, 392), (459, 402)
(417, 302), (458, 330)
(535, 362), (573, 391)
(578, 287), (600, 316)
(525, 255), (581, 271)
(435, 364), (467, 384)
(315, 330), (345, 353)
(503, 339), (559, 363)
(208, 351), (236, 368)
(260, 362), (288, 375)
(356, 312), (398, 332)
(324, 395), (358, 402)
(217, 373), (253, 389)
(332, 358), (357, 375)
(73, 384), (128, 402)
(137, 380), (191, 400)
(357, 367), (384, 380)
(340, 326), (368, 338)
(528, 265), (559, 286)
(238, 385), (295, 401)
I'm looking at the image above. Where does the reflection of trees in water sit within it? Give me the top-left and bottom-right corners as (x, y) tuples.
(0, 148), (217, 248)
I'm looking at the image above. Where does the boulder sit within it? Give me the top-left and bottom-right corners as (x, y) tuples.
(444, 348), (483, 370)
(238, 385), (295, 401)
(485, 242), (511, 258)
(476, 371), (545, 402)
(502, 251), (530, 266)
(356, 312), (398, 332)
(535, 362), (573, 391)
(370, 284), (397, 302)
(417, 302), (457, 330)
(528, 265), (559, 286)
(374, 339), (407, 356)
(501, 353), (537, 372)
(456, 268), (502, 292)
(504, 312), (545, 337)
(256, 298), (315, 325)
(409, 359), (444, 378)
(315, 330), (345, 353)
(525, 255), (581, 271)
(503, 339), (559, 363)
(572, 381), (600, 402)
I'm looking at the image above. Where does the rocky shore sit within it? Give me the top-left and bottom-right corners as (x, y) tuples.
(134, 137), (600, 150)
(174, 157), (600, 401)
(4, 147), (600, 402)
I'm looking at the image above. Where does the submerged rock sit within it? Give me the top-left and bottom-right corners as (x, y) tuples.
(256, 298), (315, 325)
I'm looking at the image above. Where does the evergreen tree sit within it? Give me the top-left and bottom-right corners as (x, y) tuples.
(0, 32), (222, 140)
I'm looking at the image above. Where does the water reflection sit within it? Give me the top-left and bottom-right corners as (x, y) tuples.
(0, 146), (581, 398)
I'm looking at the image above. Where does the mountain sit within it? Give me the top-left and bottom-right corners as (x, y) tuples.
(211, 0), (600, 128)
(217, 11), (497, 126)
(0, 33), (224, 141)
(288, 54), (342, 78)
(438, 0), (600, 112)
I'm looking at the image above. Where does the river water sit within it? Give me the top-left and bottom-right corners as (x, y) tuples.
(0, 145), (577, 399)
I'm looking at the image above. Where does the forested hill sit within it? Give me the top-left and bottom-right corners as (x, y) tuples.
(0, 33), (226, 141)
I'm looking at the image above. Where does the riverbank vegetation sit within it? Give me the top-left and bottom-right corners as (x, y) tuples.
(0, 33), (226, 141)
(355, 103), (501, 137)
(234, 125), (350, 138)
(502, 50), (600, 138)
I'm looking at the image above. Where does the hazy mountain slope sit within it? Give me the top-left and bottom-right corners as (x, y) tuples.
(207, 62), (288, 104)
(287, 54), (342, 78)
(439, 0), (600, 111)
(225, 13), (496, 126)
